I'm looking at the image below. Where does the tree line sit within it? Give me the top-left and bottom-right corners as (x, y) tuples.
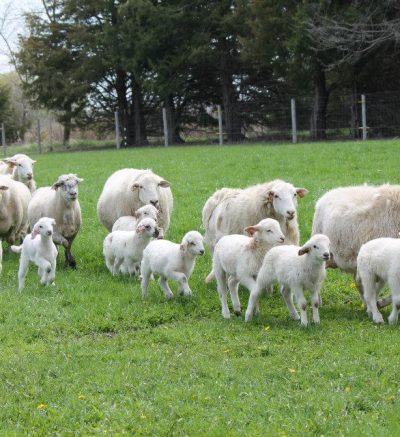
(9, 0), (400, 146)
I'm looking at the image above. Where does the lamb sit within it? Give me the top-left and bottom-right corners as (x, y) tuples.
(28, 174), (83, 268)
(208, 218), (285, 319)
(312, 184), (400, 307)
(245, 234), (331, 326)
(103, 217), (159, 276)
(141, 231), (204, 300)
(111, 204), (158, 232)
(11, 217), (58, 291)
(1, 154), (37, 193)
(356, 238), (400, 324)
(202, 179), (308, 256)
(97, 169), (173, 238)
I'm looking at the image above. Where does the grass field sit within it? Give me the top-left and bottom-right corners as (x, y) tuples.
(1, 139), (400, 435)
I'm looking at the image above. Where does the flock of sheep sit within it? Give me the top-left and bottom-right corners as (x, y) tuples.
(1, 153), (399, 326)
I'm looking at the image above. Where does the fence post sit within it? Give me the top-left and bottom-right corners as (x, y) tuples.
(1, 123), (5, 156)
(37, 120), (42, 154)
(217, 104), (223, 145)
(162, 107), (169, 147)
(115, 111), (120, 149)
(291, 98), (297, 144)
(361, 94), (367, 140)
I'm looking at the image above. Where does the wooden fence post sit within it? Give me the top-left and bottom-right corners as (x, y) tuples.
(361, 94), (367, 140)
(291, 98), (297, 144)
(162, 107), (169, 147)
(217, 104), (223, 145)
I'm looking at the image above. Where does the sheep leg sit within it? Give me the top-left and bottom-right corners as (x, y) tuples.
(0, 239), (2, 275)
(280, 286), (300, 321)
(169, 271), (191, 297)
(215, 268), (230, 319)
(292, 287), (308, 326)
(355, 272), (366, 306)
(227, 276), (241, 316)
(311, 285), (321, 324)
(48, 260), (56, 285)
(245, 283), (265, 322)
(363, 274), (384, 324)
(112, 258), (123, 276)
(388, 281), (400, 325)
(140, 266), (151, 299)
(37, 259), (52, 285)
(377, 295), (392, 308)
(17, 255), (30, 291)
(158, 276), (174, 300)
(64, 242), (76, 269)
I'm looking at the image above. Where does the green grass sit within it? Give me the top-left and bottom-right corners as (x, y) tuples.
(1, 139), (400, 435)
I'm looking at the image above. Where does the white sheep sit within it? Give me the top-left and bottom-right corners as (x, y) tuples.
(97, 169), (173, 238)
(245, 234), (331, 326)
(103, 217), (159, 276)
(112, 204), (158, 232)
(141, 231), (204, 300)
(312, 184), (400, 307)
(208, 218), (285, 319)
(28, 174), (83, 268)
(1, 154), (37, 193)
(11, 217), (58, 291)
(357, 237), (400, 324)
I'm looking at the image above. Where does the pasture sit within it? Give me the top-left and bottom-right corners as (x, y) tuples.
(0, 140), (399, 435)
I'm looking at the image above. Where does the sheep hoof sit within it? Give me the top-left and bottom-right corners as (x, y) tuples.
(234, 310), (242, 317)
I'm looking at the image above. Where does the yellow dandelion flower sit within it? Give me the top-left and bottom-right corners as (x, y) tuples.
(37, 403), (47, 410)
(264, 325), (270, 331)
(140, 414), (147, 419)
(288, 368), (296, 373)
(78, 394), (86, 400)
(345, 386), (351, 393)
(350, 282), (357, 288)
(387, 395), (395, 401)
(223, 348), (230, 353)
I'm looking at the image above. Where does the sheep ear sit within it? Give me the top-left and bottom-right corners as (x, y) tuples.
(75, 176), (84, 183)
(31, 227), (40, 239)
(52, 182), (63, 190)
(0, 185), (9, 191)
(298, 247), (310, 256)
(267, 190), (274, 202)
(5, 159), (17, 168)
(131, 183), (140, 191)
(158, 180), (170, 188)
(244, 226), (258, 236)
(31, 160), (37, 164)
(52, 219), (56, 226)
(180, 244), (185, 251)
(133, 211), (138, 218)
(296, 188), (308, 198)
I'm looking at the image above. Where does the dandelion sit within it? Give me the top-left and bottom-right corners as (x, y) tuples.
(37, 403), (47, 410)
(387, 395), (395, 401)
(264, 325), (270, 331)
(288, 368), (296, 373)
(350, 282), (357, 289)
(223, 348), (230, 353)
(345, 386), (351, 393)
(78, 394), (86, 400)
(140, 414), (147, 419)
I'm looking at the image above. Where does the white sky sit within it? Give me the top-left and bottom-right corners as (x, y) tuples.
(0, 0), (43, 73)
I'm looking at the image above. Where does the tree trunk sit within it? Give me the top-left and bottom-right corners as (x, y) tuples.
(310, 65), (329, 140)
(115, 69), (129, 147)
(63, 103), (72, 146)
(131, 79), (148, 147)
(164, 95), (184, 144)
(350, 80), (360, 139)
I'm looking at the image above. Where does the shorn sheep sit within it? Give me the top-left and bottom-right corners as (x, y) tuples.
(97, 169), (173, 237)
(357, 238), (400, 325)
(28, 174), (83, 268)
(245, 234), (331, 326)
(312, 184), (400, 307)
(112, 204), (158, 232)
(0, 154), (37, 193)
(207, 218), (285, 319)
(103, 217), (159, 276)
(202, 179), (308, 256)
(141, 231), (204, 300)
(11, 217), (58, 291)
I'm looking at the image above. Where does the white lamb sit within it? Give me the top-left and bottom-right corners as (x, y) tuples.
(357, 238), (400, 325)
(141, 231), (204, 300)
(112, 204), (158, 232)
(103, 217), (159, 276)
(11, 217), (58, 291)
(208, 218), (285, 319)
(1, 154), (37, 193)
(245, 234), (331, 326)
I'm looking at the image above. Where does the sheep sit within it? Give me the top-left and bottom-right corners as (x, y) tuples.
(356, 237), (400, 325)
(312, 184), (400, 307)
(103, 217), (159, 276)
(141, 231), (204, 300)
(207, 218), (285, 319)
(1, 154), (37, 193)
(97, 169), (173, 238)
(245, 234), (331, 326)
(111, 204), (158, 232)
(11, 217), (58, 291)
(28, 174), (83, 268)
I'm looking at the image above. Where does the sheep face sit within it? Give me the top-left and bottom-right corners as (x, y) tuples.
(52, 174), (84, 202)
(181, 231), (205, 256)
(135, 218), (159, 238)
(267, 183), (308, 221)
(134, 204), (158, 222)
(131, 174), (170, 209)
(12, 157), (36, 182)
(245, 218), (285, 245)
(298, 234), (331, 261)
(31, 217), (56, 239)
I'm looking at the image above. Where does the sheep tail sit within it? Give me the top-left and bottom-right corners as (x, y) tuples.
(10, 245), (22, 254)
(205, 270), (215, 283)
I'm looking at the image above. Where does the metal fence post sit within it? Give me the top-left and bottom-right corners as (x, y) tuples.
(1, 123), (5, 156)
(115, 111), (120, 149)
(361, 94), (367, 140)
(37, 119), (42, 153)
(162, 107), (169, 147)
(291, 98), (297, 144)
(217, 104), (223, 145)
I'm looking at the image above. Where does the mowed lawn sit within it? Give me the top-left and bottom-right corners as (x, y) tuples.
(0, 140), (399, 435)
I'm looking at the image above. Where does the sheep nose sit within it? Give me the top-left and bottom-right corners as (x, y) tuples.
(287, 210), (295, 217)
(150, 200), (159, 207)
(199, 249), (205, 255)
(26, 173), (32, 180)
(279, 237), (285, 243)
(323, 252), (330, 260)
(47, 231), (52, 236)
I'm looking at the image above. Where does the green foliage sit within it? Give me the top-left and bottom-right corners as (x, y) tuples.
(1, 140), (400, 433)
(0, 78), (20, 141)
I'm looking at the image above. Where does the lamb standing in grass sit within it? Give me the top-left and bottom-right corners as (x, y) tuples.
(141, 231), (204, 300)
(112, 204), (158, 232)
(103, 217), (159, 276)
(11, 217), (58, 291)
(208, 218), (285, 319)
(357, 238), (400, 324)
(246, 234), (331, 326)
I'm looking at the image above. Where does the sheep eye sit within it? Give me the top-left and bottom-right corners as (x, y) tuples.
(294, 193), (297, 197)
(189, 241), (195, 245)
(139, 185), (143, 189)
(18, 164), (22, 167)
(313, 245), (318, 249)
(266, 230), (272, 233)
(274, 194), (279, 199)
(39, 225), (43, 228)
(145, 225), (151, 230)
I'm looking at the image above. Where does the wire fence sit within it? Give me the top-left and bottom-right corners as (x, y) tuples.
(2, 91), (400, 153)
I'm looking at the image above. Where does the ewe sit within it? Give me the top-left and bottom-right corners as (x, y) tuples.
(0, 154), (36, 193)
(246, 234), (331, 326)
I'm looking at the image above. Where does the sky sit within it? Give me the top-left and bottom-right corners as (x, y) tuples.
(0, 0), (43, 73)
